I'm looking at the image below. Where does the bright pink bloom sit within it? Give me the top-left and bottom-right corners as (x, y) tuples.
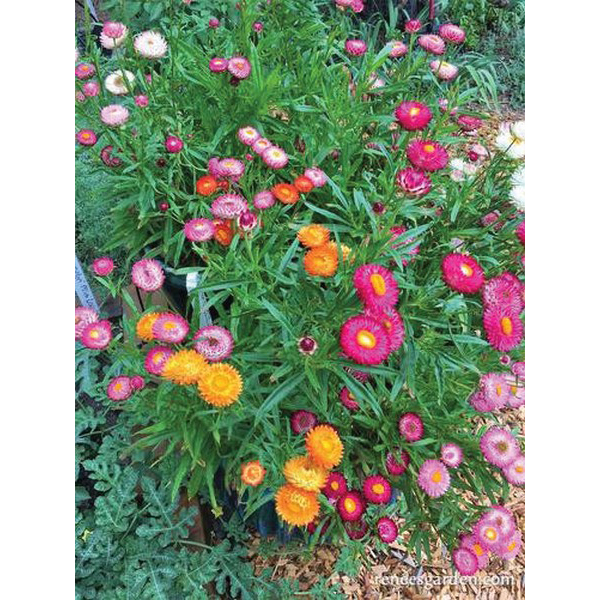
(228, 56), (251, 79)
(165, 135), (184, 153)
(340, 387), (359, 411)
(290, 410), (317, 435)
(208, 18), (220, 28)
(377, 517), (398, 543)
(430, 60), (459, 81)
(364, 307), (405, 352)
(480, 372), (510, 409)
(503, 455), (525, 486)
(485, 505), (516, 539)
(350, 0), (364, 12)
(483, 306), (524, 352)
(481, 273), (524, 313)
(469, 390), (496, 413)
(340, 315), (391, 365)
(103, 21), (126, 38)
(337, 491), (365, 522)
(130, 375), (145, 390)
(304, 167), (327, 187)
(238, 126), (260, 145)
(218, 157), (245, 178)
(238, 210), (258, 232)
(152, 313), (189, 344)
(107, 376), (132, 401)
(353, 264), (399, 310)
(473, 518), (505, 552)
(262, 146), (289, 169)
(131, 258), (165, 292)
(441, 253), (484, 293)
(516, 221), (525, 245)
(441, 443), (463, 468)
(82, 81), (100, 97)
(75, 63), (95, 79)
(92, 256), (114, 276)
(144, 346), (174, 375)
(395, 101), (432, 131)
(480, 427), (521, 467)
(345, 39), (367, 56)
(193, 325), (234, 361)
(253, 22), (263, 32)
(439, 23), (466, 44)
(396, 167), (432, 197)
(457, 115), (482, 131)
(75, 306), (98, 339)
(100, 104), (130, 126)
(76, 130), (97, 146)
(512, 361), (525, 378)
(460, 534), (490, 569)
(398, 412), (423, 442)
(252, 138), (272, 155)
(386, 448), (410, 476)
(389, 40), (408, 57)
(417, 459), (451, 497)
(184, 218), (215, 242)
(453, 548), (478, 576)
(481, 211), (501, 228)
(323, 472), (348, 500)
(405, 19), (422, 33)
(363, 475), (392, 504)
(80, 320), (112, 350)
(209, 57), (228, 72)
(100, 145), (123, 167)
(253, 190), (276, 210)
(211, 194), (248, 219)
(418, 34), (445, 55)
(134, 95), (149, 107)
(499, 529), (523, 559)
(297, 335), (318, 355)
(406, 139), (449, 171)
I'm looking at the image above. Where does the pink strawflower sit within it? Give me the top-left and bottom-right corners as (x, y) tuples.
(480, 427), (521, 467)
(75, 63), (95, 79)
(405, 19), (422, 33)
(418, 34), (446, 55)
(252, 138), (272, 154)
(481, 211), (501, 228)
(184, 218), (215, 242)
(290, 410), (317, 435)
(304, 167), (327, 187)
(238, 210), (258, 232)
(238, 126), (261, 145)
(395, 101), (432, 131)
(76, 91), (86, 103)
(209, 57), (229, 72)
(165, 135), (184, 153)
(134, 95), (149, 107)
(350, 0), (364, 12)
(457, 115), (482, 131)
(130, 375), (145, 390)
(76, 130), (97, 146)
(364, 308), (405, 352)
(253, 22), (263, 32)
(386, 448), (410, 476)
(228, 56), (251, 79)
(396, 167), (432, 197)
(481, 274), (524, 313)
(499, 354), (512, 366)
(298, 335), (318, 355)
(75, 306), (98, 339)
(131, 258), (165, 292)
(152, 313), (189, 344)
(452, 548), (478, 576)
(480, 373), (511, 409)
(82, 81), (100, 97)
(193, 325), (234, 362)
(439, 23), (466, 44)
(398, 412), (423, 442)
(100, 145), (123, 167)
(323, 472), (348, 500)
(516, 221), (525, 245)
(469, 390), (496, 413)
(92, 256), (115, 276)
(484, 505), (517, 540)
(337, 491), (365, 522)
(144, 346), (174, 375)
(388, 40), (408, 57)
(103, 21), (126, 38)
(218, 157), (245, 178)
(107, 376), (132, 401)
(377, 517), (398, 544)
(473, 518), (505, 552)
(345, 39), (367, 56)
(340, 387), (359, 411)
(503, 455), (525, 486)
(253, 190), (276, 210)
(430, 60), (459, 81)
(406, 139), (449, 171)
(483, 306), (524, 352)
(441, 443), (463, 468)
(80, 320), (112, 350)
(353, 264), (399, 311)
(211, 194), (248, 219)
(363, 475), (392, 504)
(460, 534), (490, 569)
(417, 459), (451, 498)
(208, 17), (220, 28)
(512, 361), (525, 378)
(339, 315), (391, 365)
(262, 146), (289, 169)
(441, 253), (484, 294)
(499, 529), (523, 560)
(100, 104), (130, 126)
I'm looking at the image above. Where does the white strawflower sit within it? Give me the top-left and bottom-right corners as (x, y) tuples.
(134, 31), (168, 59)
(495, 120), (525, 159)
(100, 26), (128, 49)
(509, 166), (525, 211)
(104, 70), (135, 95)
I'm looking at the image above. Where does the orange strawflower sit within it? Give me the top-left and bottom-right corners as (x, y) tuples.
(297, 224), (330, 248)
(272, 183), (299, 205)
(196, 175), (218, 196)
(293, 176), (314, 193)
(162, 349), (208, 385)
(136, 312), (160, 342)
(304, 245), (338, 277)
(241, 460), (266, 487)
(275, 484), (319, 526)
(305, 424), (344, 469)
(213, 219), (234, 246)
(283, 456), (328, 492)
(198, 363), (243, 407)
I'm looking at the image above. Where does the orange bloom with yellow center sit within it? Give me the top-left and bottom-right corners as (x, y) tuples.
(297, 224), (330, 248)
(283, 455), (329, 492)
(198, 363), (243, 407)
(162, 349), (208, 385)
(305, 424), (343, 469)
(196, 175), (218, 196)
(275, 484), (319, 526)
(293, 176), (314, 193)
(136, 312), (160, 342)
(241, 460), (266, 487)
(304, 245), (338, 277)
(272, 183), (299, 205)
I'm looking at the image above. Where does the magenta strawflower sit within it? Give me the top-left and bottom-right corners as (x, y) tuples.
(107, 376), (132, 401)
(131, 258), (165, 292)
(452, 548), (478, 576)
(100, 145), (123, 167)
(238, 210), (258, 232)
(253, 190), (276, 210)
(184, 218), (215, 242)
(480, 373), (511, 409)
(100, 104), (130, 126)
(75, 306), (98, 339)
(339, 315), (391, 365)
(439, 23), (466, 44)
(363, 475), (392, 504)
(75, 62), (95, 79)
(134, 95), (149, 107)
(144, 346), (174, 375)
(516, 221), (525, 245)
(76, 130), (97, 146)
(339, 387), (359, 411)
(82, 81), (100, 97)
(92, 256), (114, 276)
(130, 375), (145, 390)
(499, 529), (522, 560)
(482, 273), (524, 313)
(385, 448), (410, 476)
(441, 252), (484, 294)
(345, 39), (367, 56)
(353, 264), (399, 311)
(152, 313), (189, 344)
(441, 443), (463, 468)
(417, 459), (451, 497)
(395, 167), (432, 197)
(503, 455), (525, 486)
(208, 17), (219, 28)
(473, 518), (504, 552)
(377, 517), (398, 544)
(193, 325), (234, 362)
(405, 19), (422, 33)
(486, 505), (517, 540)
(80, 320), (112, 350)
(460, 534), (490, 569)
(483, 306), (524, 352)
(252, 138), (272, 155)
(165, 135), (184, 153)
(512, 361), (525, 378)
(238, 126), (261, 146)
(211, 194), (248, 219)
(304, 167), (327, 187)
(395, 101), (433, 131)
(262, 146), (289, 169)
(323, 472), (347, 500)
(480, 427), (521, 467)
(406, 139), (449, 171)
(398, 412), (424, 442)
(365, 308), (405, 352)
(253, 22), (263, 33)
(227, 56), (251, 79)
(337, 491), (365, 522)
(209, 57), (228, 72)
(469, 390), (495, 413)
(290, 410), (317, 435)
(418, 34), (446, 55)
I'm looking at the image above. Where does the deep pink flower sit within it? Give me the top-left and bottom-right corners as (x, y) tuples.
(228, 56), (252, 79)
(480, 427), (521, 467)
(323, 472), (348, 500)
(405, 19), (422, 33)
(253, 22), (263, 32)
(398, 412), (423, 442)
(452, 548), (478, 576)
(350, 0), (364, 12)
(353, 264), (399, 311)
(441, 443), (463, 468)
(340, 315), (391, 365)
(144, 346), (174, 375)
(484, 506), (517, 540)
(385, 448), (410, 476)
(92, 256), (115, 276)
(364, 308), (405, 352)
(337, 491), (365, 522)
(80, 320), (112, 350)
(344, 519), (368, 539)
(82, 81), (100, 97)
(209, 57), (229, 72)
(516, 221), (525, 245)
(395, 101), (432, 131)
(406, 139), (449, 171)
(512, 361), (525, 378)
(75, 306), (98, 339)
(441, 253), (484, 294)
(131, 258), (165, 292)
(396, 167), (432, 197)
(469, 390), (496, 413)
(481, 273), (524, 313)
(483, 306), (524, 352)
(76, 130), (97, 146)
(340, 386), (359, 411)
(473, 518), (505, 552)
(184, 218), (215, 242)
(417, 459), (451, 497)
(377, 517), (398, 544)
(460, 534), (490, 569)
(135, 95), (149, 107)
(193, 325), (234, 361)
(499, 529), (523, 559)
(480, 372), (511, 409)
(363, 475), (392, 504)
(238, 210), (258, 232)
(457, 115), (482, 131)
(152, 313), (189, 344)
(439, 23), (466, 45)
(75, 63), (95, 79)
(290, 410), (317, 435)
(418, 34), (445, 55)
(107, 376), (132, 401)
(345, 39), (367, 56)
(208, 18), (220, 28)
(388, 40), (408, 57)
(165, 135), (184, 153)
(100, 145), (123, 167)
(130, 375), (145, 390)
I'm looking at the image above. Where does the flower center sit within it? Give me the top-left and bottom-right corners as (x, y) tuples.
(82, 133), (91, 139)
(164, 322), (176, 330)
(370, 274), (387, 296)
(153, 353), (164, 363)
(431, 471), (442, 483)
(500, 317), (513, 335)
(496, 385), (502, 396)
(409, 107), (420, 117)
(321, 439), (333, 451)
(507, 541), (516, 551)
(485, 527), (497, 541)
(212, 374), (230, 391)
(89, 331), (99, 339)
(331, 481), (339, 490)
(511, 385), (517, 395)
(515, 465), (524, 473)
(372, 483), (385, 495)
(473, 543), (484, 556)
(344, 498), (356, 513)
(460, 263), (473, 276)
(356, 329), (377, 349)
(114, 383), (122, 391)
(423, 144), (435, 153)
(496, 441), (508, 453)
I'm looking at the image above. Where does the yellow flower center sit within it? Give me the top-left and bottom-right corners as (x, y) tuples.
(89, 331), (99, 339)
(485, 527), (497, 541)
(212, 374), (230, 391)
(164, 321), (176, 330)
(511, 385), (517, 395)
(348, 391), (356, 401)
(460, 263), (473, 276)
(423, 144), (435, 153)
(431, 471), (442, 483)
(372, 483), (385, 495)
(370, 273), (387, 296)
(356, 329), (377, 349)
(321, 438), (333, 451)
(153, 353), (164, 363)
(344, 498), (356, 513)
(507, 541), (516, 551)
(114, 383), (122, 391)
(82, 133), (91, 139)
(409, 107), (420, 117)
(497, 441), (508, 453)
(496, 385), (502, 396)
(515, 465), (524, 473)
(501, 317), (513, 335)
(473, 543), (484, 556)
(331, 481), (339, 491)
